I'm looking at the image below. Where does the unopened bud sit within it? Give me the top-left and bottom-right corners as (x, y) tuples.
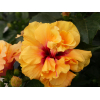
(10, 76), (22, 87)
(62, 12), (70, 17)
(7, 23), (11, 28)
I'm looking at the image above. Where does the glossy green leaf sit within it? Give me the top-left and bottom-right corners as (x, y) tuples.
(86, 13), (100, 44)
(71, 13), (100, 44)
(3, 30), (17, 43)
(72, 16), (89, 44)
(29, 13), (56, 23)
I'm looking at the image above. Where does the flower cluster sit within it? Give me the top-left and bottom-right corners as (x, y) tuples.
(0, 40), (22, 76)
(19, 21), (92, 87)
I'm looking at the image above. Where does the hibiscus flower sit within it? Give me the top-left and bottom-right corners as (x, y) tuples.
(19, 21), (92, 87)
(0, 40), (22, 76)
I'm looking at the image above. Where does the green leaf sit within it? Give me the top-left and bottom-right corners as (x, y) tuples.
(72, 16), (89, 44)
(25, 79), (44, 87)
(87, 46), (100, 53)
(29, 13), (56, 23)
(22, 12), (29, 19)
(86, 13), (100, 44)
(6, 12), (16, 22)
(70, 13), (100, 44)
(0, 21), (7, 39)
(3, 30), (17, 43)
(42, 12), (62, 19)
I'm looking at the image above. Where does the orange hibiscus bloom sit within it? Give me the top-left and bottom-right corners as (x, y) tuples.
(0, 40), (22, 76)
(19, 21), (92, 87)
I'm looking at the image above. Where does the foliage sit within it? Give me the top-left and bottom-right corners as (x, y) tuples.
(0, 12), (100, 87)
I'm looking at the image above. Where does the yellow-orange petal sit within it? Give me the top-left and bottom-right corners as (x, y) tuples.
(56, 21), (80, 48)
(66, 49), (92, 72)
(73, 49), (92, 72)
(41, 57), (70, 81)
(42, 57), (56, 72)
(7, 41), (22, 63)
(66, 49), (85, 62)
(50, 73), (66, 86)
(59, 71), (76, 87)
(22, 63), (43, 80)
(23, 22), (42, 48)
(34, 23), (61, 47)
(56, 57), (70, 76)
(19, 46), (43, 65)
(60, 30), (76, 46)
(57, 44), (69, 52)
(40, 71), (76, 87)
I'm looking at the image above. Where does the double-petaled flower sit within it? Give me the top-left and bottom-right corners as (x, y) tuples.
(0, 40), (22, 76)
(19, 21), (92, 87)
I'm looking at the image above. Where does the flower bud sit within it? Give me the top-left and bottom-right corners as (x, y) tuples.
(7, 23), (11, 28)
(62, 12), (70, 17)
(14, 69), (20, 76)
(10, 76), (22, 87)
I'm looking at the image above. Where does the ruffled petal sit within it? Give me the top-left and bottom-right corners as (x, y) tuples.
(56, 21), (80, 48)
(66, 49), (92, 72)
(19, 46), (43, 65)
(73, 49), (92, 72)
(66, 49), (85, 62)
(7, 41), (22, 62)
(22, 63), (43, 80)
(23, 22), (42, 48)
(42, 57), (56, 72)
(55, 57), (70, 76)
(34, 23), (61, 47)
(50, 73), (66, 86)
(59, 71), (76, 87)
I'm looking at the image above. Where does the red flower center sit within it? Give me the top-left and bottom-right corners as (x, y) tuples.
(41, 46), (72, 64)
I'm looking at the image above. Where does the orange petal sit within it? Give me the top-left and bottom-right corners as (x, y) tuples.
(23, 22), (42, 48)
(66, 49), (92, 72)
(56, 57), (70, 76)
(41, 57), (70, 81)
(34, 23), (61, 47)
(56, 21), (80, 48)
(60, 30), (75, 45)
(73, 49), (92, 72)
(22, 63), (43, 80)
(7, 41), (22, 63)
(41, 71), (76, 87)
(50, 73), (66, 86)
(42, 57), (56, 72)
(19, 46), (43, 65)
(59, 71), (76, 87)
(66, 49), (85, 62)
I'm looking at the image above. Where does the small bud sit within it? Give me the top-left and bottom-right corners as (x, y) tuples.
(14, 69), (20, 76)
(10, 76), (22, 87)
(62, 12), (70, 17)
(7, 23), (11, 28)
